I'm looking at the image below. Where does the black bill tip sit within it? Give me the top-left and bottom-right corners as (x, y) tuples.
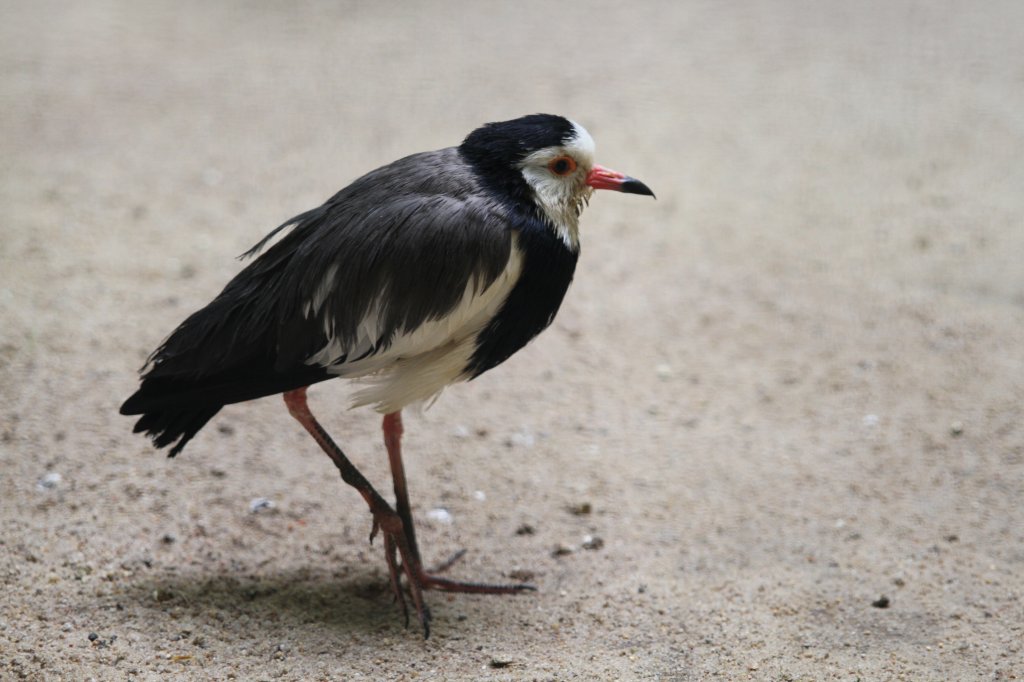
(621, 178), (656, 198)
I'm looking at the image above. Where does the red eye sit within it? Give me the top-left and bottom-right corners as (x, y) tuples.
(547, 155), (577, 176)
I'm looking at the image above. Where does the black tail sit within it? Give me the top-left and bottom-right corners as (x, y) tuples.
(120, 364), (332, 457)
(121, 216), (337, 457)
(125, 402), (222, 457)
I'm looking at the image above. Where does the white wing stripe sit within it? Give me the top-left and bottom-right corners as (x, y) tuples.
(304, 234), (525, 412)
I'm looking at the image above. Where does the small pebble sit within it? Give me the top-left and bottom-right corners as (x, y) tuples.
(160, 534), (176, 545)
(568, 502), (592, 516)
(505, 427), (535, 448)
(862, 414), (880, 428)
(655, 363), (674, 379)
(249, 497), (275, 513)
(489, 659), (513, 669)
(508, 569), (535, 582)
(949, 421), (964, 436)
(515, 523), (535, 536)
(551, 544), (574, 557)
(473, 490), (486, 502)
(87, 632), (99, 642)
(61, 622), (73, 632)
(425, 508), (453, 525)
(582, 535), (604, 551)
(37, 472), (62, 491)
(872, 595), (891, 608)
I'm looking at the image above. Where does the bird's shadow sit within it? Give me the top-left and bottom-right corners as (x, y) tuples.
(120, 566), (435, 638)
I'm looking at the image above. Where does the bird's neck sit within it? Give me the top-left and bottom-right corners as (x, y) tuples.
(530, 188), (592, 252)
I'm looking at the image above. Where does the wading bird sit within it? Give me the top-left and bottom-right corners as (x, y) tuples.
(121, 114), (654, 636)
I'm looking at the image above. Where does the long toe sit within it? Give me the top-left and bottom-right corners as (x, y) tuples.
(416, 573), (537, 594)
(419, 549), (536, 592)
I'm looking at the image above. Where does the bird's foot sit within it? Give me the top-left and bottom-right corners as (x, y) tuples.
(368, 507), (534, 638)
(369, 506), (433, 636)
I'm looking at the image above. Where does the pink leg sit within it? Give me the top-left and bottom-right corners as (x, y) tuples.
(381, 411), (536, 595)
(284, 389), (532, 638)
(284, 389), (429, 633)
(383, 412), (422, 564)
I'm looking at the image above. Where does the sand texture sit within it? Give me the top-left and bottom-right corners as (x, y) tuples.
(2, 1), (1022, 679)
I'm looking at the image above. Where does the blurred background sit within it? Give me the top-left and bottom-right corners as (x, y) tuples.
(2, 1), (1022, 679)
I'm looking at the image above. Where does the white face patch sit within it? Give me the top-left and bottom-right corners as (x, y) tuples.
(517, 120), (597, 250)
(567, 120), (596, 161)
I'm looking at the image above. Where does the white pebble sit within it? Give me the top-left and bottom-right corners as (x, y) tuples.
(249, 497), (276, 513)
(507, 427), (535, 448)
(37, 472), (62, 491)
(425, 508), (453, 524)
(473, 490), (486, 502)
(862, 414), (880, 427)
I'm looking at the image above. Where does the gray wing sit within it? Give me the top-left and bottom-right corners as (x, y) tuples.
(260, 147), (515, 371)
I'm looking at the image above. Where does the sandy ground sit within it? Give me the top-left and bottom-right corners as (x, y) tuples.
(2, 1), (1023, 679)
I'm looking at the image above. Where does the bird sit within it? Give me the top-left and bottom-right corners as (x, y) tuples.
(120, 113), (654, 636)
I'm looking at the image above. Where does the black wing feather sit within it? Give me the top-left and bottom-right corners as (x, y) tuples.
(121, 147), (513, 455)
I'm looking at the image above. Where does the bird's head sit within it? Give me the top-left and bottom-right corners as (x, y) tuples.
(459, 114), (654, 249)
